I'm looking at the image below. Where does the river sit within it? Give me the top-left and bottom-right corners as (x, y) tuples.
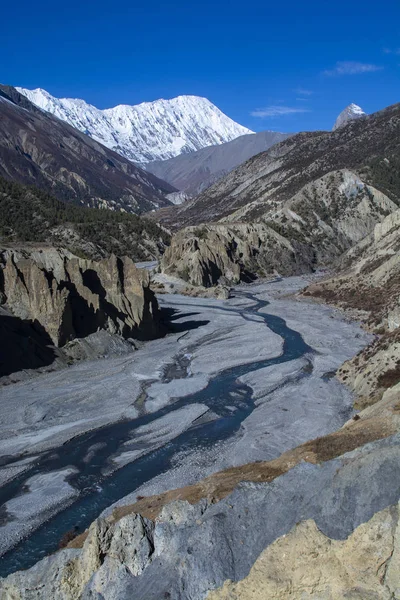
(0, 279), (370, 577)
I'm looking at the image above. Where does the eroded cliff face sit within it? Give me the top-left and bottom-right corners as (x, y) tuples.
(0, 247), (159, 347)
(161, 222), (313, 287)
(161, 170), (397, 287)
(304, 208), (400, 409)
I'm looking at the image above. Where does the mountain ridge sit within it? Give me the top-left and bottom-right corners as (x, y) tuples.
(0, 85), (175, 213)
(17, 87), (253, 163)
(157, 103), (399, 229)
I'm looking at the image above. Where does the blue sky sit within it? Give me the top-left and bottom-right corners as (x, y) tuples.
(2, 0), (399, 132)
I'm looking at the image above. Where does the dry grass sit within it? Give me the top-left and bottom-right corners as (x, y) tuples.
(304, 272), (400, 330)
(377, 362), (400, 389)
(67, 406), (398, 550)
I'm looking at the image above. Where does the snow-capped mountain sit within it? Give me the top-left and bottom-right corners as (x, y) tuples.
(16, 87), (253, 163)
(332, 103), (367, 131)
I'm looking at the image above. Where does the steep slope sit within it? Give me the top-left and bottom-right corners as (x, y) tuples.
(332, 103), (367, 130)
(0, 176), (170, 261)
(17, 87), (253, 163)
(304, 208), (400, 409)
(161, 170), (397, 286)
(145, 130), (291, 197)
(0, 247), (158, 347)
(0, 85), (175, 213)
(158, 103), (400, 229)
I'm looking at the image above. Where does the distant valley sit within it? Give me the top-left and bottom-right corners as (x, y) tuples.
(145, 130), (291, 197)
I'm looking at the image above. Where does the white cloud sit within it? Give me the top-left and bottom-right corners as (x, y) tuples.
(250, 105), (311, 118)
(383, 47), (400, 55)
(295, 87), (313, 96)
(323, 61), (383, 76)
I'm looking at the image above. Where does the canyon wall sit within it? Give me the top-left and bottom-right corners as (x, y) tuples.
(0, 247), (159, 347)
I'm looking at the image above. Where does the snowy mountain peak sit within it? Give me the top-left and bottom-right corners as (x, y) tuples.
(16, 87), (253, 163)
(332, 103), (367, 131)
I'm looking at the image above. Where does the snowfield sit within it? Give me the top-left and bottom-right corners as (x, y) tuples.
(17, 88), (253, 163)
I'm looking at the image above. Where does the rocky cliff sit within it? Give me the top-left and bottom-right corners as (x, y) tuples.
(0, 247), (159, 347)
(161, 170), (396, 286)
(161, 222), (313, 286)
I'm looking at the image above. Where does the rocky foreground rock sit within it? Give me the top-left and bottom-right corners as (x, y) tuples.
(0, 247), (159, 348)
(1, 380), (400, 599)
(208, 505), (400, 599)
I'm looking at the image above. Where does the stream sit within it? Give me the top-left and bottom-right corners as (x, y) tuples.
(0, 290), (311, 577)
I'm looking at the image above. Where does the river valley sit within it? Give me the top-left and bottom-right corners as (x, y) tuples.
(0, 276), (371, 578)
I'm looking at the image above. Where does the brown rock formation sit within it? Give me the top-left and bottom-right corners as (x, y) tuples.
(161, 222), (313, 287)
(161, 170), (396, 286)
(0, 247), (158, 346)
(207, 504), (400, 600)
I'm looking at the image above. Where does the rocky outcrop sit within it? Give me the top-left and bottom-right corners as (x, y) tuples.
(0, 513), (155, 600)
(305, 207), (400, 331)
(161, 222), (313, 287)
(208, 504), (399, 599)
(161, 171), (396, 286)
(2, 382), (400, 598)
(0, 247), (159, 347)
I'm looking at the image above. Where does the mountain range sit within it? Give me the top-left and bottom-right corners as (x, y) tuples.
(159, 102), (400, 287)
(0, 85), (175, 213)
(10, 86), (371, 207)
(17, 88), (252, 163)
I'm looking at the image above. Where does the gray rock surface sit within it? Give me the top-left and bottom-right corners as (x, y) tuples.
(2, 433), (400, 599)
